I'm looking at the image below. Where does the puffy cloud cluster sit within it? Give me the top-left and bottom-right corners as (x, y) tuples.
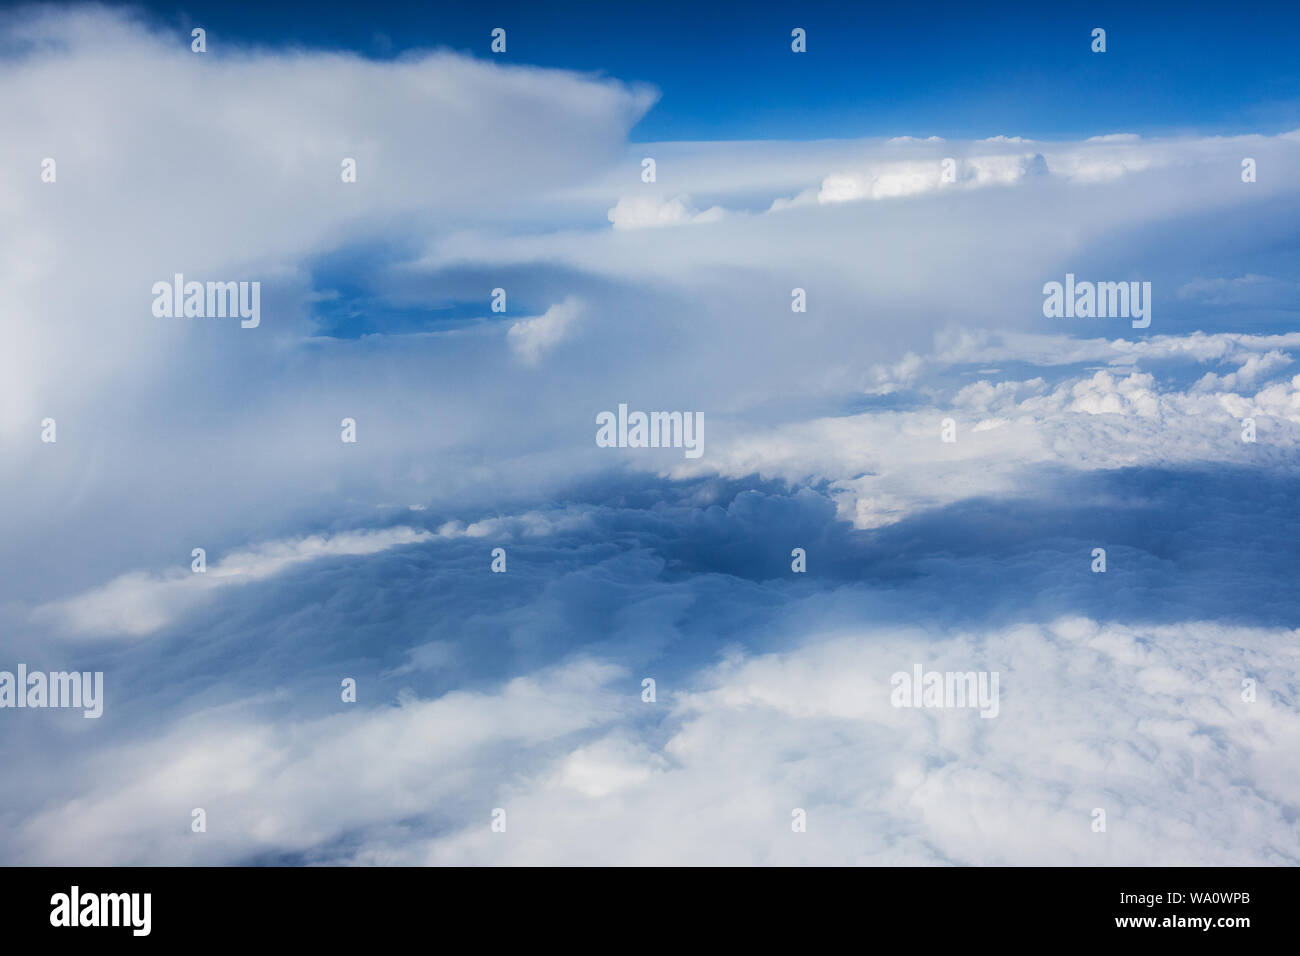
(675, 329), (1300, 528)
(606, 194), (725, 229)
(8, 612), (1296, 865)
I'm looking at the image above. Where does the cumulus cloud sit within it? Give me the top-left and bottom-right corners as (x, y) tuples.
(808, 152), (1048, 205)
(8, 614), (1295, 865)
(6, 656), (630, 865)
(0, 4), (654, 429)
(398, 617), (1297, 866)
(654, 328), (1300, 529)
(606, 194), (725, 229)
(0, 4), (659, 598)
(506, 297), (584, 365)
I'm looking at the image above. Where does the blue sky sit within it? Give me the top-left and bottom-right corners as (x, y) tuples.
(112, 0), (1300, 140)
(1, 3), (1298, 865)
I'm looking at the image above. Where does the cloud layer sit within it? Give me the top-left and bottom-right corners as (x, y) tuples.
(2, 5), (1298, 867)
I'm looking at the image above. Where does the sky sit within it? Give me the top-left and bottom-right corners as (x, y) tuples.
(92, 0), (1300, 140)
(0, 2), (1298, 866)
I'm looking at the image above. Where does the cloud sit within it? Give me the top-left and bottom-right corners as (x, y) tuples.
(0, 4), (660, 598)
(5, 448), (1300, 864)
(1192, 350), (1293, 392)
(11, 614), (1294, 865)
(809, 152), (1048, 205)
(1177, 274), (1300, 311)
(3, 4), (1299, 869)
(606, 194), (725, 229)
(507, 297), (583, 365)
(32, 527), (434, 638)
(0, 5), (654, 423)
(6, 655), (629, 865)
(654, 328), (1300, 529)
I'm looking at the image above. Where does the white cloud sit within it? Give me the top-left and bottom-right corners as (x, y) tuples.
(606, 193), (725, 229)
(406, 619), (1299, 865)
(3, 5), (1300, 869)
(17, 617), (1293, 865)
(0, 7), (654, 444)
(507, 297), (584, 365)
(33, 527), (434, 638)
(663, 331), (1300, 527)
(29, 504), (608, 639)
(814, 152), (1048, 204)
(8, 656), (629, 864)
